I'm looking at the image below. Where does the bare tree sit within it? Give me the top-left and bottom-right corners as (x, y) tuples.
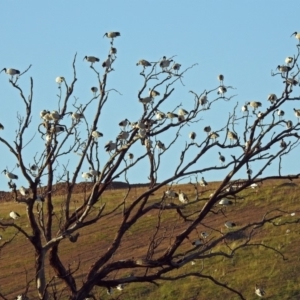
(0, 34), (300, 300)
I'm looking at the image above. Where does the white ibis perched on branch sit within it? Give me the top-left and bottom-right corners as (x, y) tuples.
(217, 86), (227, 97)
(209, 132), (219, 142)
(103, 31), (120, 44)
(91, 87), (98, 96)
(247, 101), (262, 111)
(110, 47), (117, 57)
(172, 63), (181, 73)
(277, 109), (285, 120)
(71, 112), (84, 122)
(277, 65), (291, 73)
(178, 108), (188, 116)
(1, 68), (20, 79)
(189, 132), (196, 141)
(102, 55), (112, 69)
(218, 152), (225, 165)
(227, 129), (238, 144)
(160, 56), (173, 70)
(285, 56), (293, 65)
(166, 112), (178, 122)
(155, 110), (165, 120)
(267, 94), (277, 104)
(83, 56), (100, 66)
(104, 140), (117, 152)
(136, 59), (151, 68)
(55, 76), (65, 86)
(92, 131), (103, 139)
(291, 31), (300, 44)
(241, 104), (248, 115)
(10, 211), (20, 220)
(3, 170), (18, 180)
(218, 74), (224, 85)
(293, 108), (300, 121)
(149, 88), (160, 98)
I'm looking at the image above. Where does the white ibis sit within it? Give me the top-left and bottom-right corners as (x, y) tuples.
(285, 56), (293, 65)
(165, 190), (178, 198)
(227, 129), (238, 144)
(143, 138), (153, 149)
(218, 152), (225, 165)
(277, 109), (284, 120)
(50, 125), (65, 133)
(209, 132), (219, 142)
(255, 284), (266, 297)
(166, 112), (178, 122)
(267, 94), (277, 104)
(103, 31), (120, 43)
(291, 31), (300, 43)
(91, 87), (98, 96)
(224, 221), (236, 228)
(204, 126), (211, 135)
(136, 59), (151, 68)
(199, 94), (208, 108)
(88, 167), (100, 177)
(218, 74), (224, 85)
(293, 108), (300, 121)
(9, 211), (20, 220)
(19, 186), (29, 196)
(119, 119), (129, 129)
(92, 131), (103, 139)
(172, 63), (181, 73)
(201, 232), (209, 239)
(55, 76), (65, 85)
(159, 56), (173, 70)
(285, 120), (293, 129)
(155, 110), (165, 120)
(277, 65), (291, 73)
(149, 88), (160, 97)
(178, 108), (188, 116)
(128, 153), (134, 163)
(1, 68), (20, 78)
(284, 78), (298, 86)
(178, 190), (189, 204)
(156, 140), (166, 151)
(217, 86), (227, 97)
(280, 139), (287, 148)
(110, 47), (117, 57)
(3, 170), (18, 180)
(219, 198), (232, 206)
(139, 96), (153, 104)
(189, 132), (196, 141)
(247, 101), (262, 110)
(102, 55), (112, 68)
(71, 112), (84, 122)
(104, 140), (117, 152)
(199, 177), (208, 187)
(50, 110), (61, 122)
(82, 172), (93, 180)
(117, 131), (129, 141)
(84, 56), (100, 66)
(241, 104), (248, 115)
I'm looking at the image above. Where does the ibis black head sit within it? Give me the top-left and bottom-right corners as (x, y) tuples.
(291, 31), (298, 37)
(103, 33), (108, 38)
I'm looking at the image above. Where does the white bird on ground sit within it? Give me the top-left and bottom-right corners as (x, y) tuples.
(136, 59), (151, 68)
(218, 152), (225, 165)
(219, 198), (233, 206)
(19, 186), (29, 196)
(91, 87), (98, 96)
(3, 169), (18, 180)
(104, 140), (117, 152)
(291, 31), (300, 44)
(160, 56), (173, 70)
(15, 294), (29, 300)
(189, 132), (196, 141)
(92, 131), (103, 139)
(255, 284), (266, 297)
(218, 74), (224, 85)
(83, 56), (100, 66)
(172, 63), (181, 73)
(116, 284), (124, 291)
(217, 86), (227, 97)
(103, 31), (121, 43)
(149, 88), (160, 97)
(192, 239), (203, 246)
(1, 68), (20, 78)
(178, 190), (189, 204)
(199, 177), (208, 187)
(224, 221), (236, 228)
(165, 190), (178, 198)
(10, 211), (20, 220)
(55, 76), (65, 85)
(201, 232), (209, 239)
(267, 94), (277, 104)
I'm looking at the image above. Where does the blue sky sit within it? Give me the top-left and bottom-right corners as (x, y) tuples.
(0, 1), (299, 191)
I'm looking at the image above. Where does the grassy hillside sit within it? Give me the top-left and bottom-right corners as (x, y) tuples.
(0, 179), (299, 299)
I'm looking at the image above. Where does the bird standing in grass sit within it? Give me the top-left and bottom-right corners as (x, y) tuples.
(10, 211), (20, 220)
(255, 284), (266, 297)
(224, 221), (236, 228)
